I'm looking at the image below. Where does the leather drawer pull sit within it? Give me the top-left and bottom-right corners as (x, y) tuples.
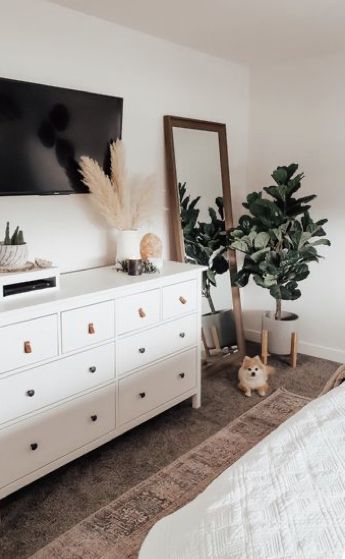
(178, 373), (185, 379)
(138, 308), (146, 318)
(179, 332), (186, 338)
(30, 443), (38, 451)
(26, 389), (35, 397)
(139, 392), (146, 399)
(91, 415), (98, 422)
(89, 366), (97, 373)
(179, 296), (187, 305)
(24, 341), (32, 354)
(138, 347), (146, 354)
(88, 323), (95, 335)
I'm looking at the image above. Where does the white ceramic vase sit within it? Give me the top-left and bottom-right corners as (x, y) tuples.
(262, 311), (299, 355)
(116, 230), (141, 263)
(0, 243), (29, 269)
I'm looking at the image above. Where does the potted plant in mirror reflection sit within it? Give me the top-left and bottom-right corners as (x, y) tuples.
(79, 140), (159, 269)
(228, 163), (330, 355)
(179, 182), (237, 352)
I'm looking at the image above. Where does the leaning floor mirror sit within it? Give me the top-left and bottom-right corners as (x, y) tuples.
(164, 116), (245, 361)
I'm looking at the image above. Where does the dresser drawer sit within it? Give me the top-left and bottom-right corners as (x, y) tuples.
(0, 344), (115, 425)
(117, 289), (160, 335)
(61, 301), (115, 353)
(0, 386), (115, 490)
(162, 280), (197, 319)
(118, 349), (197, 425)
(117, 314), (197, 375)
(0, 315), (58, 374)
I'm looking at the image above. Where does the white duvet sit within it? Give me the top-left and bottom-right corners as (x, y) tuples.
(139, 386), (345, 559)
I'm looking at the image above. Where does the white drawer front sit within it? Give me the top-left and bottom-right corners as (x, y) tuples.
(0, 386), (115, 490)
(162, 280), (197, 320)
(61, 301), (115, 353)
(119, 349), (197, 425)
(117, 289), (160, 335)
(0, 344), (115, 425)
(117, 314), (197, 375)
(0, 315), (58, 374)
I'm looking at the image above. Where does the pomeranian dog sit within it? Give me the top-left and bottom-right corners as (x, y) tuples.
(238, 355), (274, 397)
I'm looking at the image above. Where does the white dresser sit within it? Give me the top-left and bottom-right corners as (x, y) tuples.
(0, 262), (204, 498)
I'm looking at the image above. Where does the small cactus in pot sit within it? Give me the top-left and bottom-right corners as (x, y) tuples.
(0, 222), (29, 269)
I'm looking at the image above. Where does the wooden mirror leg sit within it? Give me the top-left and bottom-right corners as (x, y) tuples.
(201, 327), (211, 358)
(261, 329), (269, 365)
(290, 332), (298, 368)
(211, 325), (221, 352)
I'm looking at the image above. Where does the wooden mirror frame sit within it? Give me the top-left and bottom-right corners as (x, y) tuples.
(164, 115), (246, 359)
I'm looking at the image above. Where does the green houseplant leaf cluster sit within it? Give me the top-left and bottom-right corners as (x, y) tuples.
(179, 182), (228, 313)
(3, 222), (25, 245)
(229, 164), (330, 320)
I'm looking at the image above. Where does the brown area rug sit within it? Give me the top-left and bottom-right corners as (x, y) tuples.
(30, 388), (310, 559)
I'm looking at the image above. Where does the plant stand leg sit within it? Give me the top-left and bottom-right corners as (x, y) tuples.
(261, 329), (269, 365)
(290, 332), (298, 368)
(201, 328), (211, 358)
(211, 326), (221, 353)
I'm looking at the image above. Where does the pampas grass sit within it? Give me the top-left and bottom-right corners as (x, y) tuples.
(79, 140), (156, 230)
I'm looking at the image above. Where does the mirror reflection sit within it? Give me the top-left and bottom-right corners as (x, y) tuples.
(172, 126), (237, 355)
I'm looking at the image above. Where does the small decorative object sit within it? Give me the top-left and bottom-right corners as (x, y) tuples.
(238, 355), (274, 398)
(79, 140), (156, 265)
(127, 259), (143, 276)
(229, 163), (330, 364)
(118, 260), (159, 275)
(140, 232), (163, 270)
(0, 222), (28, 270)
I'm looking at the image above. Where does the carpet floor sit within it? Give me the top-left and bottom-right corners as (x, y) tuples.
(30, 389), (310, 559)
(1, 345), (339, 559)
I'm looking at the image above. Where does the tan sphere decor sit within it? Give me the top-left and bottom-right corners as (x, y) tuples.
(140, 233), (163, 261)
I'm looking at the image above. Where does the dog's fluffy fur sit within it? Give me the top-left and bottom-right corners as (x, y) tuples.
(238, 355), (274, 397)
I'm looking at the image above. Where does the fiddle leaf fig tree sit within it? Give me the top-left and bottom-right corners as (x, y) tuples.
(179, 182), (228, 313)
(228, 164), (330, 320)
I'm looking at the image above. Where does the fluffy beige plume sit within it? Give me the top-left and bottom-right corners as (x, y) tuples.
(79, 156), (125, 228)
(130, 174), (156, 229)
(79, 141), (156, 231)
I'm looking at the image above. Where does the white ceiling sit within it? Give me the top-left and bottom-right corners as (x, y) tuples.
(49, 0), (345, 64)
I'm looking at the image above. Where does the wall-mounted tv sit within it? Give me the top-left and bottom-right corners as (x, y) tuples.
(0, 77), (123, 195)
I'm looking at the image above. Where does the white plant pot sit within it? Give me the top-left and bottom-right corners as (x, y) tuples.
(116, 230), (141, 263)
(262, 311), (299, 355)
(0, 243), (29, 269)
(202, 309), (237, 349)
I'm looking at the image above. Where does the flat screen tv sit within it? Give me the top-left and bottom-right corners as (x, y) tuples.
(0, 77), (123, 195)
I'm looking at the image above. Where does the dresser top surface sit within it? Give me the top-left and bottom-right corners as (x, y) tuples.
(0, 261), (205, 317)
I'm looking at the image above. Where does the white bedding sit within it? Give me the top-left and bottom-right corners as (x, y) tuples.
(139, 386), (345, 559)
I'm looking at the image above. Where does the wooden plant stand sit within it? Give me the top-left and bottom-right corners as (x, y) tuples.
(261, 329), (298, 368)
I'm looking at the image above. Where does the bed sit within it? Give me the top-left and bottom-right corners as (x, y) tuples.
(139, 384), (345, 559)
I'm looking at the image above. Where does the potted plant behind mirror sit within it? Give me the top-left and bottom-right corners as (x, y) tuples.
(229, 163), (330, 355)
(179, 182), (236, 353)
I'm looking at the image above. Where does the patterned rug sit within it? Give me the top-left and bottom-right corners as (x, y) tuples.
(30, 388), (310, 559)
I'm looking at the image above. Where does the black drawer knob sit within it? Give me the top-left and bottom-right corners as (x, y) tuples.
(179, 372), (185, 379)
(89, 366), (97, 373)
(139, 392), (146, 399)
(179, 332), (186, 338)
(26, 389), (35, 397)
(30, 443), (38, 451)
(138, 347), (146, 354)
(91, 415), (98, 422)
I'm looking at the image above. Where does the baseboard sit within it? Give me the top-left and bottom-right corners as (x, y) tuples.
(245, 328), (345, 364)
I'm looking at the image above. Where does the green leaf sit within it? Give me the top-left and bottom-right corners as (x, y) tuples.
(250, 247), (270, 263)
(310, 239), (331, 247)
(231, 239), (249, 253)
(254, 231), (270, 249)
(272, 167), (288, 185)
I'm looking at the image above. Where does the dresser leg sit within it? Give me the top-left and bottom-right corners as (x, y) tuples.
(192, 392), (201, 409)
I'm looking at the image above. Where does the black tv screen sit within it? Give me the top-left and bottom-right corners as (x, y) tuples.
(0, 77), (123, 195)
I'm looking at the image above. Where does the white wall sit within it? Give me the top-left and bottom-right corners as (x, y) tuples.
(245, 54), (345, 362)
(0, 0), (250, 272)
